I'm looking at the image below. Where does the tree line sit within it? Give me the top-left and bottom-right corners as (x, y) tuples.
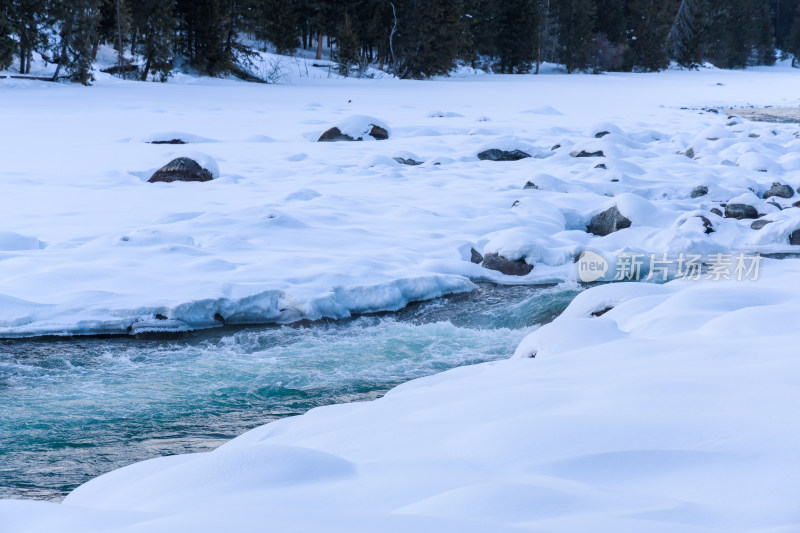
(2, 0), (800, 84)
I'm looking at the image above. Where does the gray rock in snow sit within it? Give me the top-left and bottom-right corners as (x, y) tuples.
(586, 206), (632, 236)
(724, 203), (759, 220)
(691, 185), (709, 198)
(763, 183), (794, 199)
(318, 124), (389, 142)
(477, 149), (531, 161)
(148, 157), (213, 183)
(482, 253), (533, 276)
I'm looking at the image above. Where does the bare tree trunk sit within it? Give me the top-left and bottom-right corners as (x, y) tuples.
(316, 32), (323, 60)
(388, 2), (397, 75)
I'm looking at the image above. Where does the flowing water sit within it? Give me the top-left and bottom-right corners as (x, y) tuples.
(0, 283), (580, 501)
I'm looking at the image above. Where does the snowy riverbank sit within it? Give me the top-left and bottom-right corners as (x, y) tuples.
(2, 63), (800, 531)
(3, 260), (800, 532)
(1, 63), (800, 337)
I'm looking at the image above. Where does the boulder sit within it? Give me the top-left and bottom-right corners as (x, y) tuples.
(594, 163), (607, 169)
(318, 124), (389, 142)
(148, 157), (214, 183)
(477, 149), (531, 161)
(570, 150), (605, 158)
(724, 203), (759, 220)
(470, 248), (484, 264)
(683, 148), (695, 159)
(751, 219), (773, 230)
(482, 253), (533, 276)
(594, 131), (610, 138)
(698, 215), (715, 234)
(790, 229), (800, 245)
(523, 181), (538, 190)
(691, 185), (709, 198)
(763, 183), (794, 199)
(586, 206), (632, 236)
(392, 157), (423, 166)
(710, 207), (723, 217)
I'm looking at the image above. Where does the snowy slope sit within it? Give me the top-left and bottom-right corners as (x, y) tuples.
(2, 64), (800, 337)
(2, 259), (799, 532)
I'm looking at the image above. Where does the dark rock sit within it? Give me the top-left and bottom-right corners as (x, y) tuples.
(523, 181), (538, 190)
(571, 150), (605, 158)
(470, 248), (483, 264)
(595, 131), (610, 138)
(393, 157), (423, 166)
(148, 157), (214, 183)
(684, 148), (695, 159)
(591, 307), (613, 317)
(511, 200), (520, 208)
(691, 185), (709, 198)
(610, 178), (620, 182)
(751, 219), (773, 230)
(482, 253), (533, 276)
(763, 183), (794, 199)
(586, 206), (632, 236)
(724, 203), (759, 220)
(749, 133), (760, 138)
(710, 207), (723, 217)
(318, 124), (388, 142)
(551, 144), (561, 151)
(155, 313), (168, 320)
(767, 200), (783, 211)
(594, 163), (607, 169)
(214, 313), (226, 324)
(149, 139), (187, 145)
(793, 200), (800, 208)
(790, 230), (800, 245)
(698, 215), (715, 234)
(477, 149), (531, 161)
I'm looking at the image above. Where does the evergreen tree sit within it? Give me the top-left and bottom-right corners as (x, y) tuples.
(770, 0), (800, 51)
(0, 0), (15, 71)
(7, 0), (48, 74)
(257, 0), (300, 55)
(334, 10), (360, 75)
(623, 0), (677, 71)
(51, 0), (103, 84)
(594, 0), (626, 43)
(175, 0), (239, 76)
(495, 0), (540, 73)
(669, 0), (706, 67)
(555, 0), (596, 72)
(132, 0), (174, 81)
(751, 0), (775, 64)
(787, 1), (800, 62)
(394, 0), (465, 79)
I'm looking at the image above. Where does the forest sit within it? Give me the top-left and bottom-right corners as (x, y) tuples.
(2, 0), (800, 84)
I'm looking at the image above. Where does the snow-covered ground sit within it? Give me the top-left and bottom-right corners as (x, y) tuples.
(3, 262), (800, 532)
(1, 60), (800, 531)
(1, 60), (800, 337)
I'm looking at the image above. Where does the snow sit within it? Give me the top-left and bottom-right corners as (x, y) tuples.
(2, 55), (800, 532)
(3, 260), (800, 531)
(2, 64), (800, 336)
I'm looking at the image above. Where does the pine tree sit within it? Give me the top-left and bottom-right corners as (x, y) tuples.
(772, 0), (800, 51)
(623, 0), (678, 71)
(334, 10), (360, 75)
(7, 0), (48, 74)
(257, 0), (300, 55)
(555, 0), (596, 72)
(51, 0), (103, 84)
(176, 0), (238, 76)
(495, 0), (540, 73)
(669, 0), (706, 67)
(394, 0), (465, 79)
(0, 0), (15, 71)
(132, 0), (174, 81)
(786, 1), (800, 63)
(751, 0), (775, 64)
